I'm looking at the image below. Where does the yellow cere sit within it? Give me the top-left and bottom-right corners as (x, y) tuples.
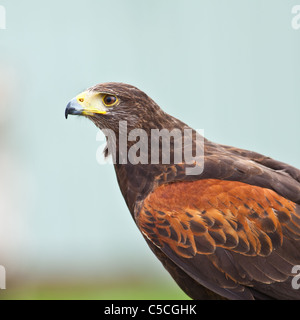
(76, 91), (107, 115)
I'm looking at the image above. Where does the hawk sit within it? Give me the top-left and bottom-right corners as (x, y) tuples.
(65, 82), (300, 300)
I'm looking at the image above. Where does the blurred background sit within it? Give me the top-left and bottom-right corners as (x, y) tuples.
(0, 0), (299, 300)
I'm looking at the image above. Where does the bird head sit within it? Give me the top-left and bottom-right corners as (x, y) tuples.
(65, 82), (165, 132)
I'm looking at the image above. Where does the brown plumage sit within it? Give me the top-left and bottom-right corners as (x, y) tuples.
(65, 82), (300, 300)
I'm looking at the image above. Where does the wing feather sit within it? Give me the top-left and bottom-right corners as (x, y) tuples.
(137, 179), (300, 299)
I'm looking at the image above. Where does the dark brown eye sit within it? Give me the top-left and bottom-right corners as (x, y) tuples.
(103, 95), (117, 106)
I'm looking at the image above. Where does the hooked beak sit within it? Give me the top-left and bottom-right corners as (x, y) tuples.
(65, 91), (107, 119)
(65, 98), (84, 119)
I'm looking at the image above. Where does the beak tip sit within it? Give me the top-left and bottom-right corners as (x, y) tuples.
(65, 98), (89, 119)
(65, 101), (73, 119)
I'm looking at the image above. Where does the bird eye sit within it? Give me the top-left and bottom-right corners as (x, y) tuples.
(103, 95), (117, 106)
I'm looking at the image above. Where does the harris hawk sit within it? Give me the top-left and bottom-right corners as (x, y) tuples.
(65, 82), (300, 300)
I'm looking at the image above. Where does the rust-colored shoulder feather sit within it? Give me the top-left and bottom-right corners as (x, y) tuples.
(137, 179), (300, 299)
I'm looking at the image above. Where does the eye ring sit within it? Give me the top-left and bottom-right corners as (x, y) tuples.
(103, 94), (118, 107)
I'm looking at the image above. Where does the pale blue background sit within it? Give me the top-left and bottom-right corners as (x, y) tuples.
(0, 0), (299, 291)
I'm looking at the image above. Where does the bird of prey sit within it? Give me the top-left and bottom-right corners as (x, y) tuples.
(65, 82), (300, 300)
